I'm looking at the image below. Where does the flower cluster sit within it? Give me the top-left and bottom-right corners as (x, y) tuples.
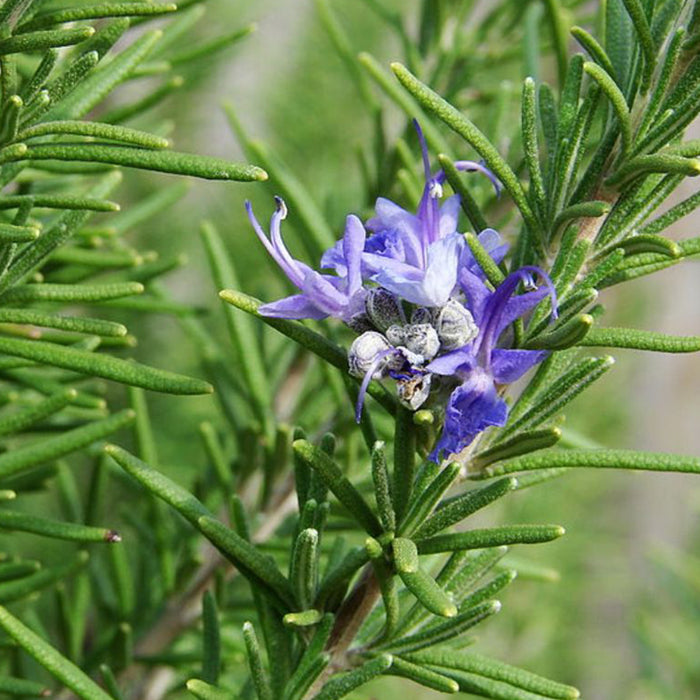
(247, 124), (556, 462)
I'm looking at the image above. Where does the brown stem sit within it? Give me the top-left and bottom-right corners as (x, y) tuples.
(303, 564), (381, 700)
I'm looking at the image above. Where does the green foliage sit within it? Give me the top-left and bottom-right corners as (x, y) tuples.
(3, 1), (700, 699)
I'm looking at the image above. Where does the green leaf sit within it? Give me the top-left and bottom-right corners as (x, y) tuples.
(407, 649), (580, 699)
(19, 3), (177, 31)
(290, 528), (319, 610)
(168, 24), (255, 66)
(316, 546), (369, 607)
(501, 356), (615, 437)
(201, 222), (271, 428)
(464, 233), (505, 285)
(0, 336), (212, 394)
(606, 153), (700, 186)
(312, 654), (393, 700)
(620, 0), (656, 90)
(415, 478), (518, 540)
(0, 605), (113, 699)
(0, 509), (119, 543)
(0, 676), (50, 697)
(224, 104), (334, 258)
(4, 143), (266, 182)
(552, 200), (611, 235)
(106, 445), (295, 610)
(242, 621), (272, 700)
(185, 679), (234, 700)
(202, 592), (221, 685)
(542, 0), (569, 86)
(614, 233), (682, 257)
(605, 0), (635, 90)
(0, 388), (76, 436)
(293, 440), (382, 537)
(0, 27), (94, 55)
(0, 171), (123, 292)
(471, 429), (562, 472)
(99, 665), (124, 700)
(371, 441), (395, 534)
(283, 609), (324, 628)
(0, 308), (126, 336)
(198, 517), (296, 612)
(392, 407), (416, 522)
(0, 410), (133, 481)
(521, 78), (546, 222)
(0, 281), (143, 303)
(358, 53), (451, 155)
(0, 552), (87, 604)
(399, 463), (460, 537)
(577, 327), (700, 352)
(0, 193), (119, 212)
(383, 601), (500, 653)
(0, 222), (39, 243)
(45, 29), (161, 120)
(389, 656), (459, 694)
(391, 62), (542, 256)
(392, 538), (457, 618)
(104, 444), (210, 524)
(416, 525), (566, 554)
(18, 120), (169, 149)
(524, 314), (594, 350)
(219, 289), (397, 415)
(285, 614), (333, 700)
(571, 26), (616, 79)
(480, 448), (700, 478)
(0, 561), (40, 582)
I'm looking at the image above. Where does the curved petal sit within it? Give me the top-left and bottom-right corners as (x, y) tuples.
(259, 294), (328, 320)
(426, 348), (475, 375)
(342, 214), (367, 294)
(430, 369), (507, 461)
(491, 348), (549, 384)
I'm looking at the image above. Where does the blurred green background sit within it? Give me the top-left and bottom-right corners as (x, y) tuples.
(94, 1), (700, 697)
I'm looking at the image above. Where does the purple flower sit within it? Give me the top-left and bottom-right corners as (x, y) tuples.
(247, 197), (367, 323)
(321, 121), (501, 307)
(426, 267), (557, 461)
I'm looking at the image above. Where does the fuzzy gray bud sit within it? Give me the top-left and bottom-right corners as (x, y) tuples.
(365, 288), (405, 332)
(387, 323), (440, 361)
(348, 331), (392, 378)
(436, 300), (478, 350)
(411, 307), (434, 326)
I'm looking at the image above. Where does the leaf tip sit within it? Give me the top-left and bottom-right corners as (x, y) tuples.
(253, 167), (269, 181)
(105, 529), (121, 543)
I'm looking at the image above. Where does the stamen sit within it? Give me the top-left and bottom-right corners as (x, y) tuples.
(429, 180), (443, 199)
(435, 160), (502, 197)
(413, 119), (432, 184)
(274, 195), (288, 219)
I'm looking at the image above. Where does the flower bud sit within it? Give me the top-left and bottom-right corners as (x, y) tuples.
(348, 331), (392, 378)
(411, 307), (435, 325)
(387, 323), (440, 361)
(365, 288), (405, 332)
(436, 299), (478, 350)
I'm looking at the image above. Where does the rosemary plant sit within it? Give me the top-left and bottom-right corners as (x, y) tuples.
(1, 0), (700, 699)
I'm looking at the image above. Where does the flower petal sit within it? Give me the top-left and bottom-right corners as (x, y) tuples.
(491, 348), (549, 384)
(430, 368), (507, 461)
(259, 294), (328, 320)
(342, 214), (367, 294)
(426, 348), (475, 375)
